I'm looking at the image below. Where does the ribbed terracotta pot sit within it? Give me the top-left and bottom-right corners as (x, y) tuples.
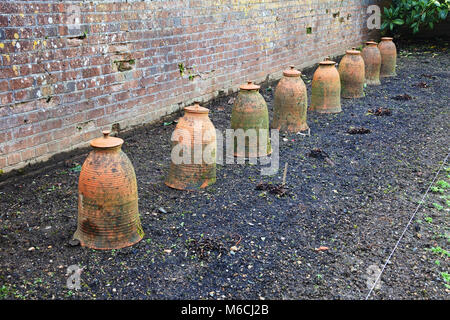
(378, 37), (397, 77)
(231, 81), (271, 158)
(338, 48), (365, 99)
(74, 130), (144, 250)
(310, 58), (342, 113)
(272, 66), (309, 132)
(361, 41), (381, 85)
(165, 104), (216, 190)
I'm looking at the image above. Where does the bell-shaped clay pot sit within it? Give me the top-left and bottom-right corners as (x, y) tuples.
(165, 104), (216, 190)
(378, 37), (397, 77)
(338, 48), (365, 99)
(361, 41), (381, 85)
(231, 81), (271, 158)
(310, 58), (342, 113)
(272, 66), (309, 132)
(74, 130), (144, 250)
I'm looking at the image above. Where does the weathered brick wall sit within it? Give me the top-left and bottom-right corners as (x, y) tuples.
(0, 0), (380, 173)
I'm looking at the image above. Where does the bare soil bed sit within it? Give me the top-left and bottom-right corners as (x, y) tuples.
(0, 39), (449, 300)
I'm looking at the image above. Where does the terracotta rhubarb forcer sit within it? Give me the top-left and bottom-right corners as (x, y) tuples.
(361, 41), (381, 85)
(378, 37), (397, 77)
(272, 66), (309, 132)
(74, 130), (144, 250)
(165, 104), (216, 190)
(338, 48), (365, 99)
(310, 58), (342, 113)
(231, 81), (271, 158)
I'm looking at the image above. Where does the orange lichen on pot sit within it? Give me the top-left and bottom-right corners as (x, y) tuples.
(338, 48), (365, 99)
(310, 58), (342, 113)
(272, 66), (309, 132)
(165, 104), (217, 190)
(74, 130), (144, 250)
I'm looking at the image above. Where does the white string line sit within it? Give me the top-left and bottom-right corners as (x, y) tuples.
(365, 151), (450, 300)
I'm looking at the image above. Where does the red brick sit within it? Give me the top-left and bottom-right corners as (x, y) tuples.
(0, 156), (6, 169)
(0, 80), (9, 92)
(20, 148), (35, 162)
(82, 67), (101, 79)
(7, 153), (21, 166)
(10, 77), (34, 90)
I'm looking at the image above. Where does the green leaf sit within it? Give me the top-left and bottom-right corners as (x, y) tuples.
(70, 164), (82, 172)
(393, 19), (404, 25)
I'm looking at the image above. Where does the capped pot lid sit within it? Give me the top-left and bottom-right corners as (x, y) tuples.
(346, 47), (361, 55)
(184, 103), (209, 114)
(90, 130), (124, 149)
(283, 65), (301, 77)
(240, 80), (260, 91)
(319, 57), (336, 65)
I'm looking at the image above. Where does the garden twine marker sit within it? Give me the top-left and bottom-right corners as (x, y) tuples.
(165, 103), (217, 190)
(230, 81), (271, 158)
(378, 37), (397, 77)
(74, 130), (144, 250)
(272, 66), (309, 133)
(310, 57), (342, 113)
(361, 41), (381, 85)
(338, 48), (365, 99)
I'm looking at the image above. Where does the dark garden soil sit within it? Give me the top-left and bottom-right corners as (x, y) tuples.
(0, 40), (449, 300)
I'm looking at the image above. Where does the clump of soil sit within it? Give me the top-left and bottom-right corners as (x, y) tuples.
(307, 148), (335, 166)
(347, 127), (371, 134)
(414, 81), (429, 88)
(368, 107), (392, 116)
(421, 73), (436, 79)
(186, 236), (228, 260)
(255, 182), (289, 197)
(392, 94), (413, 101)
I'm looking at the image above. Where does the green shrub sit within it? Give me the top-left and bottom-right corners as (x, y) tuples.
(382, 0), (449, 34)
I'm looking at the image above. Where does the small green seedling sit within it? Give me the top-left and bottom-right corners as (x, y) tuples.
(441, 272), (450, 289)
(436, 180), (449, 189)
(430, 246), (450, 258)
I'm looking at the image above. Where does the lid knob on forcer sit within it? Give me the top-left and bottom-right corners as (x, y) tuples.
(184, 102), (209, 114)
(240, 80), (261, 91)
(90, 129), (124, 149)
(283, 65), (301, 77)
